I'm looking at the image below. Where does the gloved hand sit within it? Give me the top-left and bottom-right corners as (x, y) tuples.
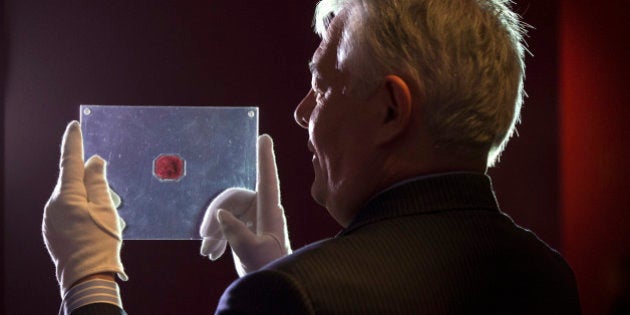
(43, 121), (128, 297)
(199, 134), (291, 277)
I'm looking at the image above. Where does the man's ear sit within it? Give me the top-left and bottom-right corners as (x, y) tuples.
(376, 75), (413, 143)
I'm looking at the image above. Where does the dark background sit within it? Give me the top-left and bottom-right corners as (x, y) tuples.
(3, 0), (628, 314)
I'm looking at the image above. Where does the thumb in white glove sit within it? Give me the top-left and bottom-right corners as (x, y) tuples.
(43, 121), (128, 297)
(199, 134), (291, 277)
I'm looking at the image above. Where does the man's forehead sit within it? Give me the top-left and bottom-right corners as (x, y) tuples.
(310, 9), (347, 76)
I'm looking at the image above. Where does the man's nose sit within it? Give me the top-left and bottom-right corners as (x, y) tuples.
(294, 89), (315, 129)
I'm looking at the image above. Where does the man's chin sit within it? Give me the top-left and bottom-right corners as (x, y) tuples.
(310, 183), (327, 207)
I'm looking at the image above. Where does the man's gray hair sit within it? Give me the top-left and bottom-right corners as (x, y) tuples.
(314, 0), (527, 167)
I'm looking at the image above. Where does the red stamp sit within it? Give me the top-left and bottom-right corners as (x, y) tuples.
(153, 154), (185, 181)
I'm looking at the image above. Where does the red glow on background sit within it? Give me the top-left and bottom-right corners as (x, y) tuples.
(560, 1), (630, 313)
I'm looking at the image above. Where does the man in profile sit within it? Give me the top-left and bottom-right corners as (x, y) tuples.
(44, 0), (581, 314)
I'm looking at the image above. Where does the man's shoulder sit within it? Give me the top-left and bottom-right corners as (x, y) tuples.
(223, 210), (580, 314)
(217, 267), (314, 314)
(265, 208), (578, 290)
(263, 237), (348, 273)
(216, 240), (349, 315)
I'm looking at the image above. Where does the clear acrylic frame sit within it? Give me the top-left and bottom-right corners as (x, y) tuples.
(80, 105), (258, 240)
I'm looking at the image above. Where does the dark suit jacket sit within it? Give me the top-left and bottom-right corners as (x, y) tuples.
(74, 173), (581, 314)
(215, 173), (580, 314)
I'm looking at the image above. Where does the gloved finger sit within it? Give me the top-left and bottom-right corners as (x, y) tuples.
(109, 187), (122, 209)
(84, 155), (122, 240)
(200, 188), (256, 241)
(218, 209), (258, 255)
(211, 188), (256, 218)
(84, 155), (114, 206)
(119, 216), (126, 232)
(256, 134), (281, 234)
(58, 121), (86, 193)
(200, 237), (227, 260)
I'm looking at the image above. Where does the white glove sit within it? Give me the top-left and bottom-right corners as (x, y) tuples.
(43, 121), (128, 297)
(199, 134), (291, 277)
